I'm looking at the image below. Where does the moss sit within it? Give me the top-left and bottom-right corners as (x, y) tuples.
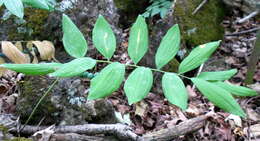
(174, 0), (226, 47)
(4, 137), (32, 141)
(7, 8), (49, 40)
(16, 77), (60, 125)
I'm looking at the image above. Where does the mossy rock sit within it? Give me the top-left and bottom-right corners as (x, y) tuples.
(174, 0), (226, 47)
(6, 8), (50, 41)
(16, 76), (60, 125)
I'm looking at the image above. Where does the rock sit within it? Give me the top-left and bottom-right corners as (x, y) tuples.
(222, 0), (260, 13)
(0, 0), (122, 62)
(16, 76), (117, 125)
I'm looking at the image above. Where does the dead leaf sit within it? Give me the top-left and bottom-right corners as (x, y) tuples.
(225, 114), (242, 128)
(26, 41), (34, 50)
(1, 41), (29, 64)
(0, 57), (7, 76)
(135, 101), (148, 117)
(32, 41), (55, 61)
(14, 41), (23, 51)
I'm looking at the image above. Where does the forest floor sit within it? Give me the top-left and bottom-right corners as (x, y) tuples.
(0, 9), (259, 141)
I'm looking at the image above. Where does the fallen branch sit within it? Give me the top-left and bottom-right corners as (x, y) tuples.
(142, 115), (208, 141)
(236, 11), (259, 24)
(12, 124), (139, 141)
(50, 133), (117, 141)
(225, 27), (260, 36)
(7, 115), (209, 141)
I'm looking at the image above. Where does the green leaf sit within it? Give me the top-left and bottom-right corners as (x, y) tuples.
(191, 78), (246, 117)
(128, 15), (149, 64)
(178, 41), (221, 74)
(0, 63), (61, 75)
(49, 57), (96, 77)
(22, 0), (49, 10)
(197, 69), (237, 81)
(4, 0), (24, 18)
(124, 67), (153, 104)
(162, 73), (188, 110)
(88, 62), (125, 100)
(155, 24), (180, 69)
(62, 14), (88, 58)
(92, 15), (116, 60)
(213, 81), (258, 97)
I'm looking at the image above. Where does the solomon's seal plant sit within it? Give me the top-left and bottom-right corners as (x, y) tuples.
(1, 14), (258, 118)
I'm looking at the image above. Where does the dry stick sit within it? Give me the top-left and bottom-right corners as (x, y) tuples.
(236, 11), (259, 24)
(142, 115), (208, 141)
(192, 0), (208, 15)
(225, 27), (260, 36)
(10, 115), (209, 141)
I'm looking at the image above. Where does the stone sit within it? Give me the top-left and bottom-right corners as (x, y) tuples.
(16, 76), (117, 126)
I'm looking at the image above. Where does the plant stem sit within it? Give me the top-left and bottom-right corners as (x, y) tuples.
(21, 78), (59, 131)
(95, 59), (191, 80)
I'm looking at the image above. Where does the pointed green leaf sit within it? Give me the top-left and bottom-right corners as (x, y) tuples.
(178, 41), (221, 74)
(4, 0), (24, 18)
(191, 78), (246, 117)
(0, 63), (61, 75)
(155, 24), (180, 69)
(162, 73), (188, 110)
(22, 0), (49, 10)
(197, 69), (237, 81)
(128, 15), (149, 64)
(124, 67), (153, 104)
(49, 57), (96, 77)
(213, 81), (258, 97)
(92, 15), (116, 60)
(62, 14), (88, 58)
(88, 62), (125, 100)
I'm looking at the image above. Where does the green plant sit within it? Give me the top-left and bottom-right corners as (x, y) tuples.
(0, 0), (56, 18)
(1, 14), (258, 118)
(142, 0), (173, 18)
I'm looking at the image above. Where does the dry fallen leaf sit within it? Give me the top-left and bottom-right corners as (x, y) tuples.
(0, 57), (7, 76)
(135, 101), (148, 117)
(32, 41), (55, 61)
(14, 41), (23, 51)
(1, 41), (29, 64)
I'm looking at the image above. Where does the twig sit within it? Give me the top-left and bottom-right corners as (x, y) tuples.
(12, 124), (139, 141)
(8, 115), (209, 141)
(236, 11), (259, 24)
(225, 27), (260, 36)
(192, 0), (208, 15)
(142, 115), (209, 141)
